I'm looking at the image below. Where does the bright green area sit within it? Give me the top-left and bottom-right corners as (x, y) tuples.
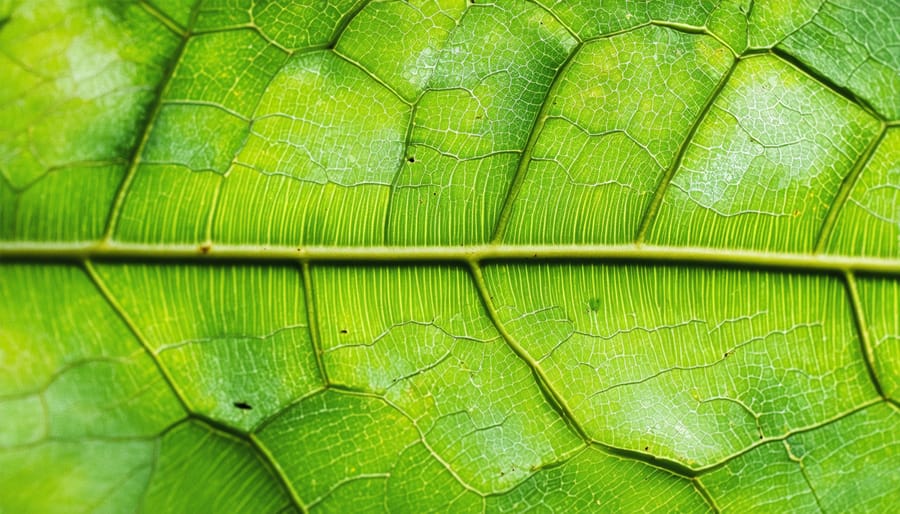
(485, 447), (711, 512)
(194, 0), (361, 51)
(700, 403), (900, 512)
(93, 263), (321, 431)
(257, 390), (422, 510)
(827, 129), (900, 258)
(221, 50), (410, 246)
(142, 421), (296, 513)
(312, 265), (581, 492)
(648, 55), (881, 251)
(485, 263), (878, 467)
(541, 0), (751, 52)
(502, 25), (733, 243)
(0, 265), (184, 440)
(1, 0), (899, 512)
(858, 276), (900, 402)
(336, 0), (468, 102)
(386, 1), (577, 244)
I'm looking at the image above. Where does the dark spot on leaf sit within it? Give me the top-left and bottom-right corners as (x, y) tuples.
(724, 352), (728, 357)
(199, 244), (211, 254)
(407, 156), (415, 163)
(588, 298), (602, 312)
(644, 446), (649, 451)
(340, 329), (348, 334)
(233, 402), (252, 410)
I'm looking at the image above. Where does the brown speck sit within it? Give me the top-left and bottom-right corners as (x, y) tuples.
(199, 244), (211, 254)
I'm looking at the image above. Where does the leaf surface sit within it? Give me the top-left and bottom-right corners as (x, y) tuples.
(1, 0), (899, 512)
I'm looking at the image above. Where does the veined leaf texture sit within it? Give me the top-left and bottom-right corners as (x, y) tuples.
(1, 0), (898, 512)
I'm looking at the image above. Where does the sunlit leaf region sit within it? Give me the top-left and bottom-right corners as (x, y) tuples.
(1, 0), (898, 512)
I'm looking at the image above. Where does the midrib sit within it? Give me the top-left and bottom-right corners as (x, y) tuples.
(2, 242), (898, 275)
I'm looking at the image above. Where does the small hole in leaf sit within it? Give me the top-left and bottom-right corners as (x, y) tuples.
(233, 402), (252, 410)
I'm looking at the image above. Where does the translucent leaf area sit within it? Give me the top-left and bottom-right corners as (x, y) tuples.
(1, 0), (898, 512)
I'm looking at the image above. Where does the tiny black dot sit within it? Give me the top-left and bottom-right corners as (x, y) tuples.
(340, 329), (348, 334)
(233, 402), (252, 410)
(644, 446), (649, 451)
(407, 156), (415, 163)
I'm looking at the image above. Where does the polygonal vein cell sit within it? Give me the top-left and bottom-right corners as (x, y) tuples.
(777, 0), (900, 119)
(700, 402), (900, 512)
(335, 0), (468, 102)
(193, 0), (363, 52)
(386, 1), (578, 245)
(91, 263), (320, 431)
(217, 50), (410, 246)
(484, 263), (878, 468)
(646, 54), (882, 252)
(309, 264), (582, 494)
(256, 390), (421, 509)
(501, 25), (734, 244)
(827, 128), (900, 258)
(385, 444), (712, 512)
(112, 27), (289, 244)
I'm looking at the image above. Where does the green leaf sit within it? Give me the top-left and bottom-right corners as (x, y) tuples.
(1, 0), (898, 512)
